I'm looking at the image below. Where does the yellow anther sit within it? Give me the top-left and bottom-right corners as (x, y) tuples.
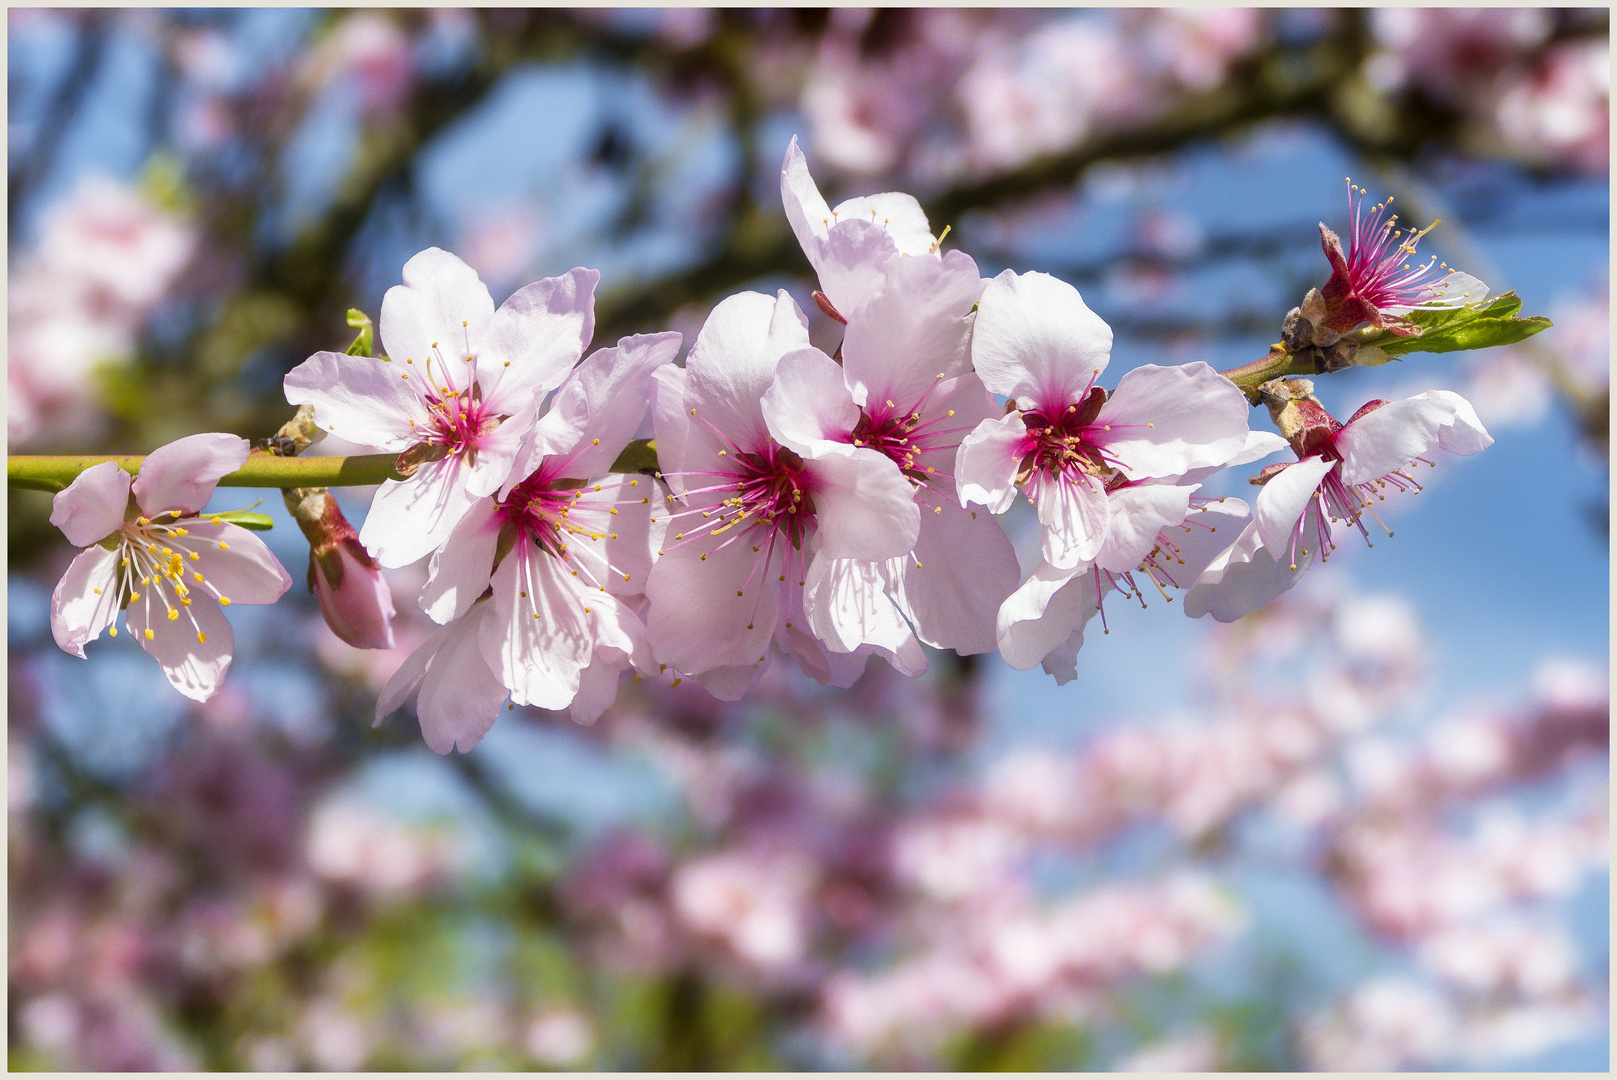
(593, 439), (600, 446)
(219, 542), (229, 550)
(197, 631), (207, 644)
(145, 629), (155, 640)
(167, 608), (179, 621)
(194, 573), (205, 583)
(130, 592), (142, 602)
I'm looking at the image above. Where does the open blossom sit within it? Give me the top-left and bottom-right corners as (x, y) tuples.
(645, 290), (921, 699)
(48, 434), (293, 701)
(378, 332), (680, 751)
(1187, 379), (1493, 623)
(284, 248), (599, 568)
(779, 148), (1018, 662)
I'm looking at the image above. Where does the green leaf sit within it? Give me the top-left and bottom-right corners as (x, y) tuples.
(210, 510), (275, 531)
(609, 438), (661, 475)
(346, 309), (375, 357)
(1373, 291), (1551, 358)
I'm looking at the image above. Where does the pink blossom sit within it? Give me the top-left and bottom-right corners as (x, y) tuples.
(284, 249), (599, 567)
(645, 290), (921, 698)
(670, 848), (817, 976)
(48, 435), (293, 701)
(1187, 381), (1492, 622)
(397, 331), (679, 738)
(1495, 40), (1611, 174)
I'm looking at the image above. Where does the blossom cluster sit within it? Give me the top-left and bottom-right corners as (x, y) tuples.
(45, 140), (1509, 743)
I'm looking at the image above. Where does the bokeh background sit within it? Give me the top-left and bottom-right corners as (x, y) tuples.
(7, 8), (1609, 1070)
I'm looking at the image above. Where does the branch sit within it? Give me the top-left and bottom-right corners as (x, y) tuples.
(8, 451), (405, 493)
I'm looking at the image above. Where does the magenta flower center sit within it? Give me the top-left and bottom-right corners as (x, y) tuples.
(1017, 386), (1123, 485)
(1342, 181), (1445, 310)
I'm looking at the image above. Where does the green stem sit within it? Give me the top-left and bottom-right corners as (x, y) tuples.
(1218, 344), (1328, 405)
(8, 451), (405, 493)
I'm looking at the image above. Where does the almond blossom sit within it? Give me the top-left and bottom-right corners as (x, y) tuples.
(958, 270), (1252, 572)
(48, 433), (292, 701)
(645, 290), (922, 698)
(283, 248), (599, 568)
(774, 154), (1019, 662)
(377, 332), (681, 750)
(1187, 379), (1493, 623)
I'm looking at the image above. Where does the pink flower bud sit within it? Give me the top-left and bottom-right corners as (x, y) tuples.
(285, 490), (395, 649)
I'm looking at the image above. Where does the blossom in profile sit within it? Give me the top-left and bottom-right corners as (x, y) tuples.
(1314, 179), (1487, 339)
(1186, 379), (1492, 622)
(284, 248), (599, 567)
(646, 290), (921, 698)
(48, 433), (293, 701)
(780, 135), (939, 320)
(957, 270), (1252, 571)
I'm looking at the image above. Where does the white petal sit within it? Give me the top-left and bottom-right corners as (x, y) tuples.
(1254, 456), (1336, 555)
(417, 603), (507, 753)
(520, 331), (682, 483)
(132, 433), (251, 516)
(419, 498), (500, 623)
(127, 596), (233, 702)
(762, 346), (860, 457)
(550, 474), (662, 598)
(359, 456), (483, 568)
(50, 545), (122, 658)
(830, 191), (935, 258)
(1094, 483), (1195, 573)
(956, 412), (1026, 514)
(1028, 469), (1110, 568)
(283, 351), (424, 451)
(50, 461), (131, 547)
(1097, 363), (1250, 481)
(972, 270), (1112, 407)
(997, 562), (1104, 672)
(1184, 517), (1317, 623)
(645, 535), (778, 677)
(803, 449), (920, 562)
(841, 249), (984, 409)
(178, 522), (294, 606)
(897, 498), (1020, 655)
(803, 555), (916, 657)
(482, 545), (592, 710)
(478, 266), (600, 410)
(684, 290), (810, 449)
(378, 247), (496, 376)
(1335, 390), (1492, 486)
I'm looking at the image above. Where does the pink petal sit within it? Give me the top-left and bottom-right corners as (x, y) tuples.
(179, 521), (294, 605)
(463, 413), (528, 498)
(802, 555), (916, 657)
(1335, 389), (1492, 486)
(358, 457), (483, 568)
(282, 350), (426, 452)
(419, 498), (500, 623)
(972, 270), (1112, 408)
(841, 249), (985, 410)
(897, 498), (1020, 655)
(1184, 517), (1316, 623)
(1094, 483), (1196, 573)
(830, 191), (935, 260)
(1097, 363), (1250, 481)
(481, 544), (593, 710)
(803, 449), (920, 562)
(648, 365), (720, 487)
(479, 267), (601, 411)
(1254, 455), (1336, 555)
(377, 247), (496, 376)
(684, 290), (810, 449)
(416, 603), (508, 753)
(50, 460), (132, 546)
(50, 545), (122, 658)
(520, 331), (682, 483)
(126, 596), (233, 702)
(955, 412), (1026, 514)
(568, 656), (628, 726)
(997, 562), (1102, 672)
(645, 536), (779, 677)
(1028, 469), (1111, 569)
(132, 433), (250, 516)
(762, 346), (860, 456)
(376, 621), (444, 727)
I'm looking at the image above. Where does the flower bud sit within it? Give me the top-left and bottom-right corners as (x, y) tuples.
(284, 488), (396, 649)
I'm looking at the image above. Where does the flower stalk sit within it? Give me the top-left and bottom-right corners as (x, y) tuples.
(8, 451), (408, 493)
